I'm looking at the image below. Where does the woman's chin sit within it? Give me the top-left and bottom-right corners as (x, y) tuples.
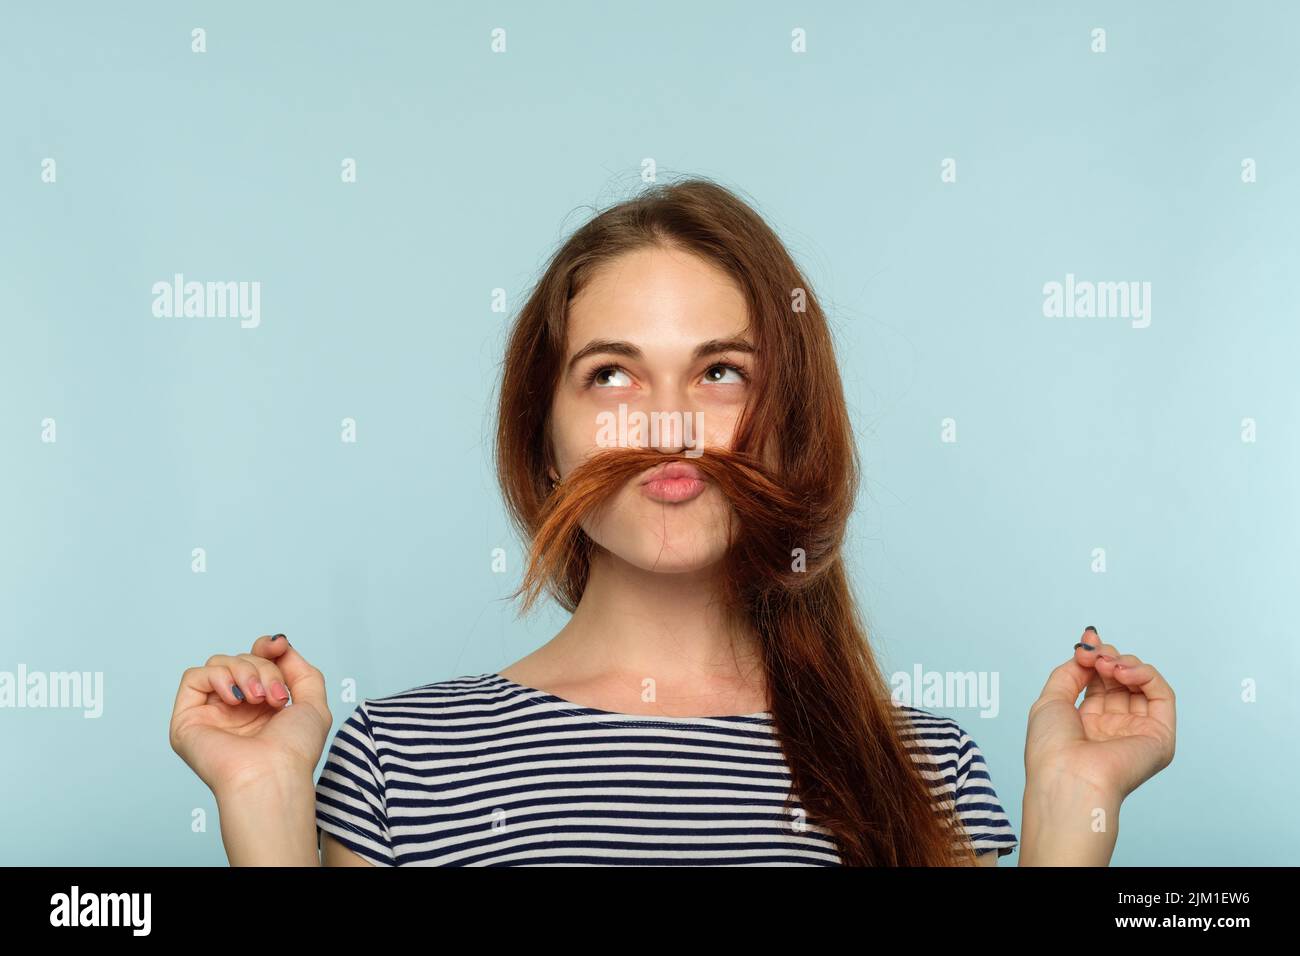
(615, 542), (728, 576)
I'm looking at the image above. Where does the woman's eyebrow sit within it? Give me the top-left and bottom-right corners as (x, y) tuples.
(692, 337), (755, 360)
(565, 337), (755, 374)
(565, 339), (641, 374)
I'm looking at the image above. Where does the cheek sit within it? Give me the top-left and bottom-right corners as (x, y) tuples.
(698, 401), (748, 451)
(550, 391), (641, 471)
(547, 397), (593, 473)
(702, 415), (736, 450)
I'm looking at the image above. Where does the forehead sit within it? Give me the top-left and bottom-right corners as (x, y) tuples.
(565, 246), (750, 351)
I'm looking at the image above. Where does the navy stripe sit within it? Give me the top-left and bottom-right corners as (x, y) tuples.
(314, 673), (1019, 865)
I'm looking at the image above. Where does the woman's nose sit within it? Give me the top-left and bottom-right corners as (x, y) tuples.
(647, 402), (706, 456)
(596, 396), (705, 456)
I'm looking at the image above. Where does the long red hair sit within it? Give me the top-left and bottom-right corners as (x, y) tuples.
(493, 177), (980, 866)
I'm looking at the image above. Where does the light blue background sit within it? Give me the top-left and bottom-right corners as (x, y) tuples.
(2, 1), (1295, 865)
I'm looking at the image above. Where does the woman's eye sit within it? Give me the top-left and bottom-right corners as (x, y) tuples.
(702, 363), (747, 384)
(583, 362), (747, 388)
(587, 365), (633, 387)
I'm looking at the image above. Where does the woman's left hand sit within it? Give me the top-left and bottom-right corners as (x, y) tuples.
(1026, 627), (1176, 801)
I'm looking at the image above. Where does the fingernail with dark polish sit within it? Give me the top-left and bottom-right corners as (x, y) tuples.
(1074, 642), (1096, 651)
(232, 685), (244, 700)
(272, 634), (285, 641)
(1085, 626), (1098, 635)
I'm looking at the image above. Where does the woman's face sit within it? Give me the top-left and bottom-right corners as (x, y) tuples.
(548, 245), (756, 574)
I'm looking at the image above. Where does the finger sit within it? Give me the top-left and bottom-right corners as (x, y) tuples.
(1090, 642), (1130, 713)
(1079, 664), (1108, 716)
(250, 634), (283, 655)
(249, 634), (327, 716)
(249, 633), (294, 667)
(1037, 648), (1098, 711)
(1113, 654), (1146, 715)
(236, 653), (291, 709)
(1090, 640), (1124, 691)
(1110, 659), (1175, 731)
(172, 664), (243, 718)
(172, 667), (209, 717)
(206, 654), (269, 705)
(1073, 628), (1109, 716)
(1073, 626), (1102, 655)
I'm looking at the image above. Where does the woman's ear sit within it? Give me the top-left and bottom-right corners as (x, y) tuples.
(543, 427), (562, 486)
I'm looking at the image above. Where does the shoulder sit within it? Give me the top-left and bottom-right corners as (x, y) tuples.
(324, 674), (506, 746)
(315, 675), (518, 867)
(348, 673), (508, 720)
(891, 704), (966, 759)
(341, 673), (517, 739)
(889, 703), (974, 792)
(891, 703), (1020, 860)
(889, 702), (997, 787)
(318, 674), (509, 790)
(363, 673), (503, 707)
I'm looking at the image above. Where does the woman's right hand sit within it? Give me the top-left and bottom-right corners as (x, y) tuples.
(169, 634), (332, 797)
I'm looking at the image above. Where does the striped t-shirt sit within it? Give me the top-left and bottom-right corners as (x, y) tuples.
(314, 673), (1019, 866)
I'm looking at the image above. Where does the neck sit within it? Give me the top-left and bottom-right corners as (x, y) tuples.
(537, 549), (768, 711)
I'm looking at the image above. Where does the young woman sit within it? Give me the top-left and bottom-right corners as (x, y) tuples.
(169, 178), (1176, 866)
